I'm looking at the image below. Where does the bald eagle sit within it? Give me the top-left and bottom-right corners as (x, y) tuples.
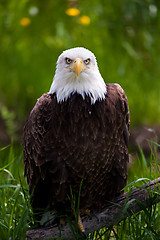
(23, 47), (129, 228)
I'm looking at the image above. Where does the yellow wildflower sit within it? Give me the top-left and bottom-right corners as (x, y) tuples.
(20, 17), (31, 26)
(78, 16), (90, 25)
(65, 8), (80, 16)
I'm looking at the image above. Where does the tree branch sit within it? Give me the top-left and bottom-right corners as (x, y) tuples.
(26, 177), (160, 240)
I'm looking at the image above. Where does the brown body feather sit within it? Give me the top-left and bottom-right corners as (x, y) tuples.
(23, 83), (129, 215)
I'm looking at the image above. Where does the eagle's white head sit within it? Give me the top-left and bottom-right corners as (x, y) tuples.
(49, 47), (107, 104)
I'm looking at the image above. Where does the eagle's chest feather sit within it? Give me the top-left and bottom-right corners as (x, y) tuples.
(49, 94), (118, 176)
(53, 95), (111, 141)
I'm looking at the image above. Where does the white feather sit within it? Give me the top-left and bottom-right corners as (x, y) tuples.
(49, 47), (107, 104)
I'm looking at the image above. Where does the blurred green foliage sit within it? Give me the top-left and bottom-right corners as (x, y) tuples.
(0, 0), (160, 140)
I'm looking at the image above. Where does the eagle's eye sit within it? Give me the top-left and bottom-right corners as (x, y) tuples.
(84, 58), (90, 65)
(65, 58), (72, 64)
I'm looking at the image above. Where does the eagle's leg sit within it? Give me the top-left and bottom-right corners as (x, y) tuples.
(59, 217), (66, 230)
(78, 213), (87, 238)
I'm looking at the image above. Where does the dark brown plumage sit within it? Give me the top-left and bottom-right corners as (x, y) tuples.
(23, 83), (130, 216)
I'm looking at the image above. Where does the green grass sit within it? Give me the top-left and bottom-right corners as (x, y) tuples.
(0, 145), (34, 240)
(0, 142), (160, 239)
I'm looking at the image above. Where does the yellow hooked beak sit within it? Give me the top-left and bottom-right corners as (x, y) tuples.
(69, 58), (88, 78)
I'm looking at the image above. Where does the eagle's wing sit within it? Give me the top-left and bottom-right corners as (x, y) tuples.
(22, 93), (68, 209)
(106, 83), (130, 197)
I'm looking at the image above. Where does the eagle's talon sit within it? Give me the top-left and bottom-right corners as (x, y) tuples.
(82, 231), (88, 239)
(83, 209), (100, 222)
(90, 211), (100, 222)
